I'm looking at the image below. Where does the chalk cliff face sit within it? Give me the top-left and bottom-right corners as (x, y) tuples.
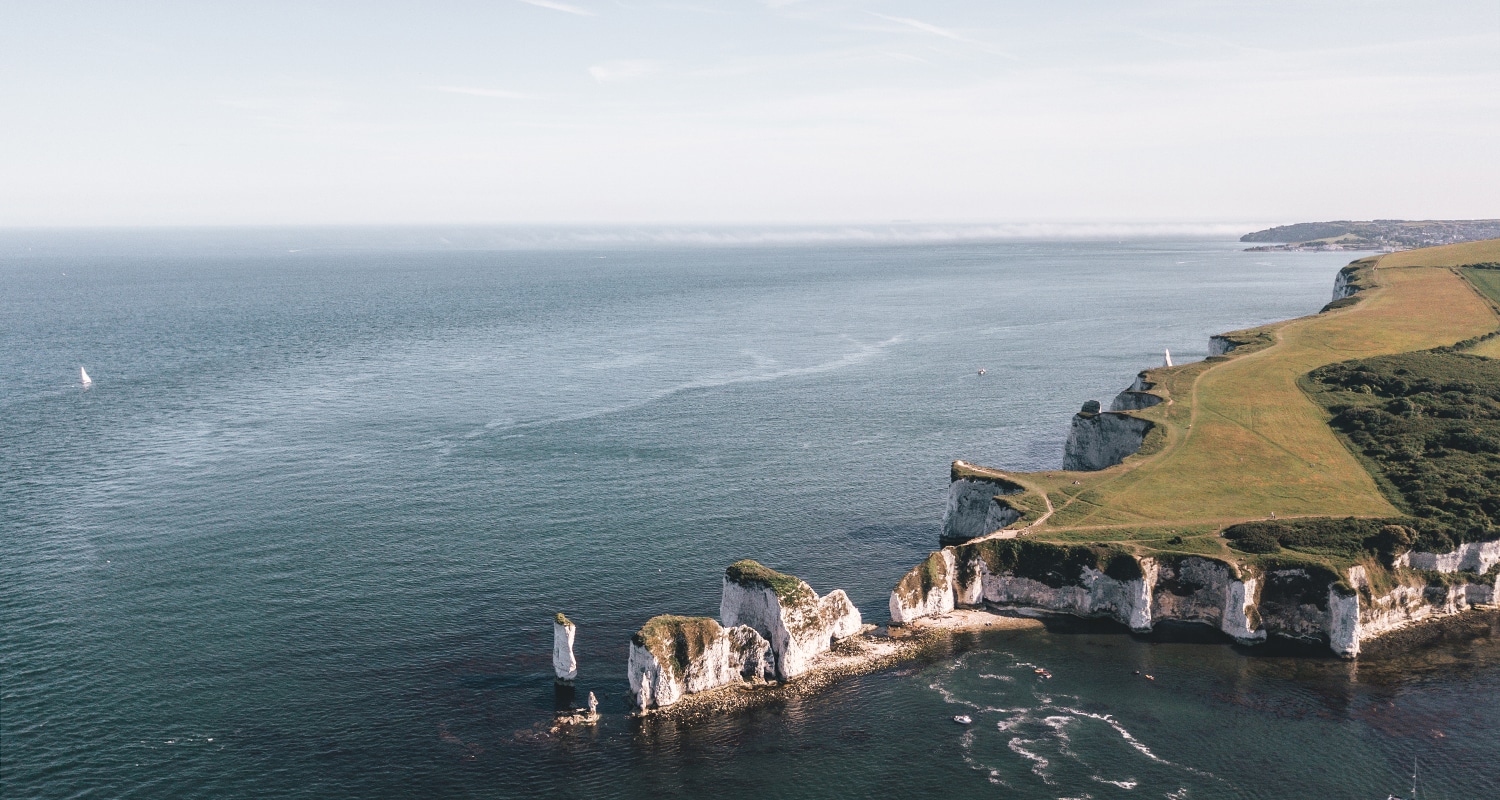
(552, 614), (578, 681)
(1396, 540), (1500, 575)
(889, 549), (956, 624)
(721, 560), (863, 679)
(1109, 390), (1163, 412)
(1109, 372), (1164, 411)
(943, 476), (1023, 543)
(1332, 267), (1357, 301)
(1062, 404), (1154, 471)
(1208, 335), (1238, 357)
(890, 538), (1496, 657)
(627, 616), (773, 711)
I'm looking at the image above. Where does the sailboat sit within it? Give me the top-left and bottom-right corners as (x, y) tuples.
(80, 366), (93, 388)
(1163, 348), (1174, 367)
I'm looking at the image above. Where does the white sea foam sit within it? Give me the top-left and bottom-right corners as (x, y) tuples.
(1007, 737), (1054, 782)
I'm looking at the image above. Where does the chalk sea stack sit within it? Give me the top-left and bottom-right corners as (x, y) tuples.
(626, 560), (864, 712)
(552, 613), (577, 682)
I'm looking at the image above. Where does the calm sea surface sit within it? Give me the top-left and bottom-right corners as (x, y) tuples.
(4, 231), (1496, 799)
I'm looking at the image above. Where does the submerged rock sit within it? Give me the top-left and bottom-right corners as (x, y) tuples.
(721, 560), (863, 680)
(627, 615), (773, 711)
(552, 613), (577, 682)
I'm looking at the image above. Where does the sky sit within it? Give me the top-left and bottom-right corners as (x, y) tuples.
(1, 0), (1497, 227)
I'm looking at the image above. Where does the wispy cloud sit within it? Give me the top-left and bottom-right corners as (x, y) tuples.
(864, 11), (1018, 59)
(433, 85), (532, 100)
(589, 60), (661, 83)
(867, 12), (967, 42)
(517, 0), (594, 16)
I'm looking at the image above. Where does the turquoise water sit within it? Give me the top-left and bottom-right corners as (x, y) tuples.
(4, 231), (1496, 798)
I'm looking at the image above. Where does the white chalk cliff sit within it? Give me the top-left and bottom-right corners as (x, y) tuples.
(1207, 335), (1238, 357)
(1062, 400), (1155, 471)
(942, 463), (1025, 543)
(889, 549), (956, 625)
(890, 538), (1498, 658)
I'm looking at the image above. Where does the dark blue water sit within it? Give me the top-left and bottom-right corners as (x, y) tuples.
(4, 231), (1496, 798)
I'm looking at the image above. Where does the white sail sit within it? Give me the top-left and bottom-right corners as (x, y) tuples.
(1163, 348), (1173, 367)
(80, 366), (92, 387)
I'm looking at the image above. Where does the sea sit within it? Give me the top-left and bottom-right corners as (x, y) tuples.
(4, 228), (1497, 799)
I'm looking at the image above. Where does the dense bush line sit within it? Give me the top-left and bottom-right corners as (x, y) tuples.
(1302, 351), (1500, 549)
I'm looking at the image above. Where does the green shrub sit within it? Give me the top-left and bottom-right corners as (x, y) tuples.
(1304, 350), (1500, 545)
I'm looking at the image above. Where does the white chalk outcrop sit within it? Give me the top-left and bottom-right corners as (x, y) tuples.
(1395, 540), (1500, 575)
(552, 614), (578, 682)
(626, 560), (864, 711)
(1332, 267), (1358, 301)
(1208, 335), (1238, 357)
(1109, 371), (1165, 411)
(942, 462), (1025, 543)
(627, 616), (773, 711)
(889, 538), (1497, 658)
(889, 549), (956, 624)
(1062, 401), (1155, 471)
(721, 560), (863, 680)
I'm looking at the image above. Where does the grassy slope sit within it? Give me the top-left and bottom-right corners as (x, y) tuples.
(1462, 268), (1500, 358)
(995, 239), (1500, 566)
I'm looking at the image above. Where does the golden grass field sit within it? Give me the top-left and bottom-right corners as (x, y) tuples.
(990, 239), (1500, 562)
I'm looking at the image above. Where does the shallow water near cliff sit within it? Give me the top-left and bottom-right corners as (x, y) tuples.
(4, 230), (1497, 798)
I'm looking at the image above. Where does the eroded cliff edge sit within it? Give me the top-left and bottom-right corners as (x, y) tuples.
(891, 537), (1498, 657)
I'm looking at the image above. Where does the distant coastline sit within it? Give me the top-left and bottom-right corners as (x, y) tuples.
(1241, 219), (1500, 252)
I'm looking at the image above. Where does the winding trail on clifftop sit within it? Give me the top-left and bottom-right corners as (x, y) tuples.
(1012, 239), (1500, 547)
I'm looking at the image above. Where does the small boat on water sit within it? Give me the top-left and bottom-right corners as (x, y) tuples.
(952, 715), (972, 725)
(80, 367), (93, 388)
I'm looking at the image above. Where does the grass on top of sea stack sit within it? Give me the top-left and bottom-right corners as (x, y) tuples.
(632, 615), (722, 675)
(725, 560), (812, 602)
(996, 238), (1500, 571)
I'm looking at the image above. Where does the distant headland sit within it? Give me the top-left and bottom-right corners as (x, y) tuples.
(1241, 219), (1500, 252)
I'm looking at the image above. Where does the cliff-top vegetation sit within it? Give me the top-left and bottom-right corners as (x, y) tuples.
(970, 238), (1500, 574)
(725, 559), (812, 602)
(633, 615), (721, 676)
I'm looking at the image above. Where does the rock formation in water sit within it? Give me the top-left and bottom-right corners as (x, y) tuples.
(1062, 400), (1155, 471)
(941, 462), (1026, 543)
(890, 537), (1499, 657)
(721, 560), (864, 679)
(552, 613), (577, 682)
(626, 560), (864, 711)
(627, 615), (774, 711)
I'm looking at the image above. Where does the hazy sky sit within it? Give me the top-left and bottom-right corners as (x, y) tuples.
(2, 1), (1497, 227)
